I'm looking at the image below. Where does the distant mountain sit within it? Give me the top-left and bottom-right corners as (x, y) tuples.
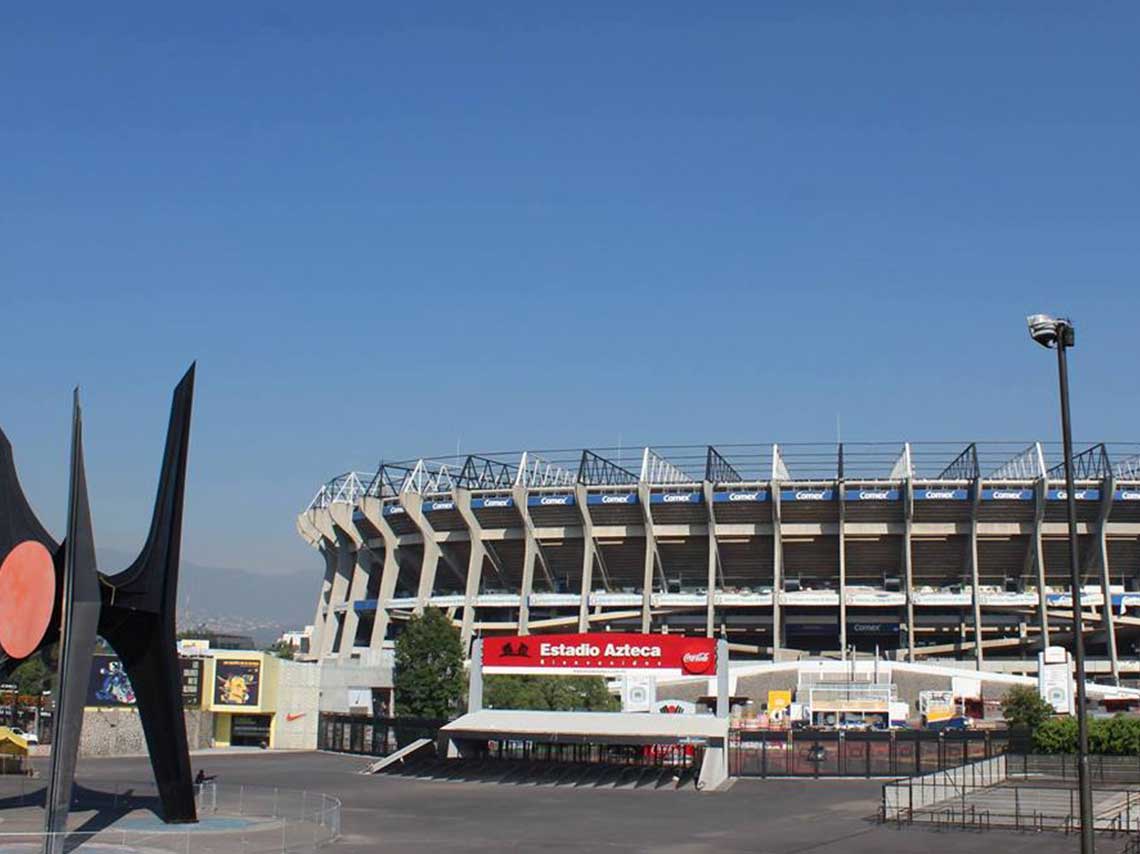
(95, 548), (317, 644)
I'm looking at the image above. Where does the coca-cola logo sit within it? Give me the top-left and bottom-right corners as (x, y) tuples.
(680, 645), (715, 675)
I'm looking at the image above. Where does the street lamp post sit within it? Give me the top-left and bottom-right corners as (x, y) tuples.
(1027, 313), (1094, 853)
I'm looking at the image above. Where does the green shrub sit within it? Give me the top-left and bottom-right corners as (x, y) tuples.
(1034, 714), (1140, 755)
(1033, 716), (1077, 753)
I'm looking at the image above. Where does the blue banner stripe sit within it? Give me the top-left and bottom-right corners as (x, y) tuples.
(712, 490), (770, 503)
(586, 493), (638, 505)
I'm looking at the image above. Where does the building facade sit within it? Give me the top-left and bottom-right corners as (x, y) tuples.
(297, 442), (1140, 681)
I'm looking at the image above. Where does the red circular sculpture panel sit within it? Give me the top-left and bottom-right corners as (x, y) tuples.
(0, 540), (56, 659)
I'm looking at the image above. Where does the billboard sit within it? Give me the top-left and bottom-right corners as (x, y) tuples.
(767, 690), (792, 717)
(1038, 646), (1074, 714)
(483, 633), (716, 675)
(214, 659), (261, 707)
(181, 658), (203, 708)
(87, 655), (136, 707)
(87, 654), (203, 709)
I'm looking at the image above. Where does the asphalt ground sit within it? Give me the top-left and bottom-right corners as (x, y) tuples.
(18, 752), (1113, 853)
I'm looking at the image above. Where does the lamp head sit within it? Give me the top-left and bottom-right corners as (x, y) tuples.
(1027, 314), (1075, 349)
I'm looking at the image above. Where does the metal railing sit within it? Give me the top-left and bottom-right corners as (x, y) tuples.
(883, 753), (1140, 838)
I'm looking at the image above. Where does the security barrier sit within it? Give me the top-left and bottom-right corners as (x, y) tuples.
(317, 713), (445, 756)
(729, 729), (1007, 778)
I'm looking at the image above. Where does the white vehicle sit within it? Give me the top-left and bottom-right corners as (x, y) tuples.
(9, 727), (38, 745)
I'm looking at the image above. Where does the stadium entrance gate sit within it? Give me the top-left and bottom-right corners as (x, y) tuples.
(441, 632), (733, 790)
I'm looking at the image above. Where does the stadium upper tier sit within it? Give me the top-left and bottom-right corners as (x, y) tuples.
(297, 442), (1140, 671)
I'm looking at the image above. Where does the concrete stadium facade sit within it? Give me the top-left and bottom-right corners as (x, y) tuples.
(296, 442), (1140, 681)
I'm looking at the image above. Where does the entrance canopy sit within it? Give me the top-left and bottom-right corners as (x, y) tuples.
(442, 709), (728, 746)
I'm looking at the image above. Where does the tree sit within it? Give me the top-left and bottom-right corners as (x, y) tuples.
(485, 675), (620, 712)
(265, 640), (295, 660)
(11, 655), (50, 697)
(393, 608), (464, 718)
(1001, 685), (1054, 731)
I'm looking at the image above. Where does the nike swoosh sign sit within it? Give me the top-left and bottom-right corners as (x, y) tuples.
(286, 713), (305, 722)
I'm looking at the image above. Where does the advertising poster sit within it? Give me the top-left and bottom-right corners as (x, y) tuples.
(87, 654), (209, 709)
(181, 658), (203, 708)
(767, 690), (792, 717)
(215, 659), (261, 707)
(86, 655), (136, 707)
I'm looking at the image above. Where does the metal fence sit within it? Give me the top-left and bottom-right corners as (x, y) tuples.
(317, 713), (446, 756)
(883, 754), (1140, 838)
(1008, 753), (1140, 785)
(729, 729), (1007, 778)
(0, 779), (341, 853)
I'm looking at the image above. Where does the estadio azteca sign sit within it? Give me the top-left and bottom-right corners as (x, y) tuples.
(483, 632), (717, 675)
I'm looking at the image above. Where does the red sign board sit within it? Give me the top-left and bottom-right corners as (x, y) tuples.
(482, 633), (717, 675)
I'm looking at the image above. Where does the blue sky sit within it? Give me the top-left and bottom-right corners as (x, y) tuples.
(2, 3), (1138, 576)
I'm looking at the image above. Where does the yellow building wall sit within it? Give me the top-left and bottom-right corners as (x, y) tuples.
(206, 652), (279, 748)
(214, 713), (232, 747)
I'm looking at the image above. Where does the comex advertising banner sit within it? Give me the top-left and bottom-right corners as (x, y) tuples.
(215, 659), (261, 707)
(482, 632), (717, 675)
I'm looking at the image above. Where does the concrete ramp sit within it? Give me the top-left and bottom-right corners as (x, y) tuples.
(362, 738), (433, 774)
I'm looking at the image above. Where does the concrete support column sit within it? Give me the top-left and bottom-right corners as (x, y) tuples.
(903, 479), (916, 662)
(313, 509), (354, 658)
(703, 481), (718, 638)
(1033, 477), (1051, 649)
(307, 536), (338, 661)
(1097, 478), (1119, 684)
(454, 489), (492, 647)
(399, 492), (442, 614)
(330, 504), (367, 661)
(968, 479), (983, 668)
(359, 496), (404, 649)
(513, 484), (554, 635)
(771, 480), (783, 656)
(638, 483), (657, 634)
(575, 484), (596, 632)
(838, 480), (847, 660)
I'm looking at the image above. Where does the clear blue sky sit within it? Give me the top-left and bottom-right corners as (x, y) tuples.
(2, 3), (1137, 577)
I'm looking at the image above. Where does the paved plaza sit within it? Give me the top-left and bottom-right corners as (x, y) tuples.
(19, 752), (1111, 852)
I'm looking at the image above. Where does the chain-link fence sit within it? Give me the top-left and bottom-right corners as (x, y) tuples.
(0, 779), (340, 852)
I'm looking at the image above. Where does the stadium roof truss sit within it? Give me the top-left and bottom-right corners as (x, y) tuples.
(515, 452), (577, 489)
(1045, 443), (1111, 481)
(311, 440), (1140, 510)
(457, 455), (517, 491)
(307, 471), (371, 511)
(987, 442), (1047, 481)
(577, 450), (639, 486)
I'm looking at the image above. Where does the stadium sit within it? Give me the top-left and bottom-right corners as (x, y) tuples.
(297, 441), (1140, 683)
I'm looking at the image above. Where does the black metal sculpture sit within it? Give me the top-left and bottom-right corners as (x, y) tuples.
(0, 365), (197, 833)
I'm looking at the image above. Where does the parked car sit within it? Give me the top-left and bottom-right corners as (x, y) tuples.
(9, 726), (38, 745)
